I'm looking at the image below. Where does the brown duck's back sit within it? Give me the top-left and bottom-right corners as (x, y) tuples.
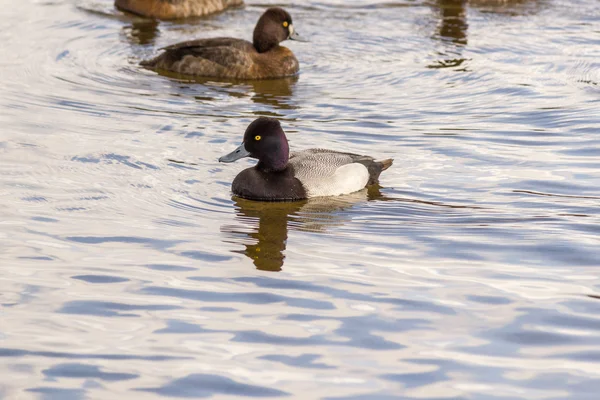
(160, 37), (253, 52)
(115, 0), (243, 19)
(141, 39), (299, 79)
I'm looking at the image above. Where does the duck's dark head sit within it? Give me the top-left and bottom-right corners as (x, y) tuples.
(253, 7), (306, 53)
(219, 117), (290, 172)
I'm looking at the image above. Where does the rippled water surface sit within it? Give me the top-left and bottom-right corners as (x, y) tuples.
(2, 0), (600, 398)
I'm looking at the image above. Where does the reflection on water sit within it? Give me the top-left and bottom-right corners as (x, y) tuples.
(469, 0), (546, 15)
(223, 188), (386, 271)
(435, 0), (468, 46)
(429, 0), (547, 69)
(122, 19), (161, 46)
(429, 0), (469, 70)
(225, 199), (304, 271)
(146, 70), (299, 111)
(247, 76), (298, 111)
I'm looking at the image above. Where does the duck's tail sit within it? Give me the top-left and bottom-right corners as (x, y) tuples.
(379, 158), (393, 171)
(139, 59), (154, 68)
(363, 158), (393, 185)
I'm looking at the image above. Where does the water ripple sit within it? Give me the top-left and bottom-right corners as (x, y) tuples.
(1, 0), (600, 398)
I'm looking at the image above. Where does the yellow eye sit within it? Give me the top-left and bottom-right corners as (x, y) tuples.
(255, 135), (261, 141)
(283, 21), (289, 28)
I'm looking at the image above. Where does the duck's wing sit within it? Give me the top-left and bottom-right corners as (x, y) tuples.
(160, 38), (252, 52)
(160, 38), (254, 68)
(141, 38), (255, 76)
(288, 149), (391, 197)
(289, 148), (382, 171)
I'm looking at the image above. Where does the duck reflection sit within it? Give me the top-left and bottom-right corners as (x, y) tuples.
(435, 0), (468, 46)
(430, 0), (544, 69)
(246, 76), (298, 110)
(428, 0), (468, 70)
(468, 0), (545, 16)
(222, 187), (386, 271)
(433, 0), (546, 42)
(122, 19), (161, 46)
(146, 71), (298, 111)
(227, 199), (303, 272)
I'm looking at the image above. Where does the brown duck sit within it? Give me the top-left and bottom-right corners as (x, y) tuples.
(140, 7), (306, 79)
(115, 0), (243, 20)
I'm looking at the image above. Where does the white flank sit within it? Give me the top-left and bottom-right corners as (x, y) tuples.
(305, 163), (369, 197)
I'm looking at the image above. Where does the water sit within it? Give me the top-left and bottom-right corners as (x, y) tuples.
(1, 0), (600, 398)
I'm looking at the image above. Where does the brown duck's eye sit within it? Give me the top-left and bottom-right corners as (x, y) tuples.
(255, 135), (262, 141)
(282, 21), (289, 28)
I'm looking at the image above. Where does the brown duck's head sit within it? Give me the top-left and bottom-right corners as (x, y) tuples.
(253, 7), (306, 53)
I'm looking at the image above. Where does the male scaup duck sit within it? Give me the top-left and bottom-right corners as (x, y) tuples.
(140, 7), (305, 79)
(115, 0), (243, 20)
(219, 117), (393, 201)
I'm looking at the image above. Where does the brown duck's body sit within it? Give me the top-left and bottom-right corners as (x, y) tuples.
(141, 7), (304, 80)
(115, 0), (243, 19)
(140, 38), (299, 79)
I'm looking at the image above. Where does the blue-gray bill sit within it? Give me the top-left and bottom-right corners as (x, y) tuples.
(219, 143), (250, 163)
(289, 30), (308, 42)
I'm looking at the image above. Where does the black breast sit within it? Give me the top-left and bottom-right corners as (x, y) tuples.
(231, 167), (307, 201)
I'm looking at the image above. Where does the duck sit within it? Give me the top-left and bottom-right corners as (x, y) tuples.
(218, 117), (393, 201)
(140, 7), (306, 79)
(115, 0), (243, 20)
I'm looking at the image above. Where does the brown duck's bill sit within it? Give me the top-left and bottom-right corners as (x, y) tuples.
(288, 24), (308, 42)
(289, 30), (308, 42)
(219, 143), (250, 163)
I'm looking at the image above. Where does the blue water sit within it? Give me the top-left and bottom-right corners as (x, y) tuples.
(1, 0), (599, 398)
